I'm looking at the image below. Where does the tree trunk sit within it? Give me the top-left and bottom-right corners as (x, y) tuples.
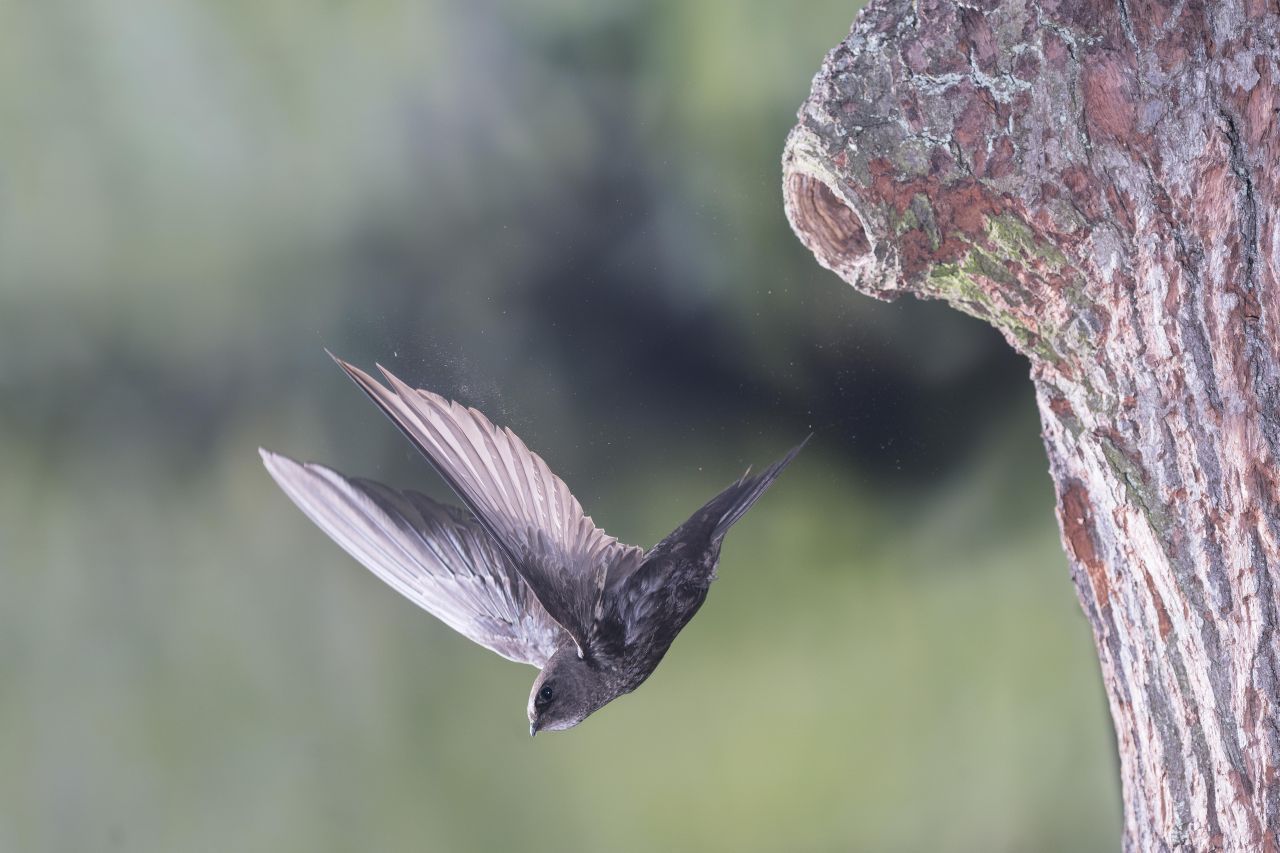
(782, 1), (1280, 849)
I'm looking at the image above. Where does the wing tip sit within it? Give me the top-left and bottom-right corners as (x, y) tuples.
(374, 361), (402, 390)
(782, 433), (812, 466)
(326, 347), (360, 378)
(259, 446), (286, 471)
(261, 447), (321, 488)
(327, 354), (461, 427)
(329, 351), (397, 396)
(261, 448), (339, 486)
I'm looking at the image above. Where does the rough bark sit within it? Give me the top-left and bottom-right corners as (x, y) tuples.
(782, 2), (1280, 849)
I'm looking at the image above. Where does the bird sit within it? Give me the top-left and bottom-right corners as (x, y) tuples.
(260, 354), (805, 736)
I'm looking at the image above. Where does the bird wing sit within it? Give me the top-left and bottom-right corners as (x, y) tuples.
(331, 356), (645, 657)
(261, 450), (566, 668)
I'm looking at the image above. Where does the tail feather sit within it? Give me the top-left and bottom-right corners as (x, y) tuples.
(709, 436), (809, 542)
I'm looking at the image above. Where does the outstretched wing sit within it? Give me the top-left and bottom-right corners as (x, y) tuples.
(261, 450), (566, 668)
(331, 356), (645, 656)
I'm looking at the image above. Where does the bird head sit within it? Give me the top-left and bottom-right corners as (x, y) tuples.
(528, 647), (606, 736)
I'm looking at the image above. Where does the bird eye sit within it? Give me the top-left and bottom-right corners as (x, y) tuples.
(537, 685), (554, 705)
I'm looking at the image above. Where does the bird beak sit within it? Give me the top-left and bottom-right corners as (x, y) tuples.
(529, 722), (538, 738)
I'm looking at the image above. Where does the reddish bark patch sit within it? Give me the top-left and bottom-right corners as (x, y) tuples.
(1013, 50), (1040, 81)
(951, 82), (998, 153)
(1244, 0), (1272, 20)
(1128, 0), (1174, 39)
(1083, 56), (1139, 142)
(866, 157), (915, 216)
(982, 135), (1016, 179)
(865, 159), (1005, 278)
(1048, 395), (1076, 420)
(1195, 161), (1235, 226)
(959, 7), (998, 71)
(1103, 182), (1136, 236)
(1060, 480), (1109, 606)
(1156, 1), (1201, 69)
(1142, 569), (1174, 639)
(1043, 30), (1070, 70)
(1242, 61), (1277, 151)
(943, 181), (1000, 235)
(900, 29), (969, 76)
(1062, 165), (1106, 223)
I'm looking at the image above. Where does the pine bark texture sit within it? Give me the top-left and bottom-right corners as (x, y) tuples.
(782, 2), (1280, 850)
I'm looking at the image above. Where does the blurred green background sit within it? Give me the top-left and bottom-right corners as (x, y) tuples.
(0, 0), (1121, 850)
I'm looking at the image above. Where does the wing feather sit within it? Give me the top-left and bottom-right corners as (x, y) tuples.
(330, 356), (644, 655)
(261, 449), (565, 667)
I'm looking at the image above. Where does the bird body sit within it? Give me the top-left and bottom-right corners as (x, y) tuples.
(261, 354), (804, 735)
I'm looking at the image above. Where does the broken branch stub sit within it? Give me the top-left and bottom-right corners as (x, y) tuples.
(784, 1), (1280, 849)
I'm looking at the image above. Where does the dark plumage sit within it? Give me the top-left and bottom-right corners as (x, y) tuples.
(261, 354), (805, 735)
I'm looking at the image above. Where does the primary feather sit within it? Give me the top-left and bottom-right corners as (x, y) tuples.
(260, 450), (564, 667)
